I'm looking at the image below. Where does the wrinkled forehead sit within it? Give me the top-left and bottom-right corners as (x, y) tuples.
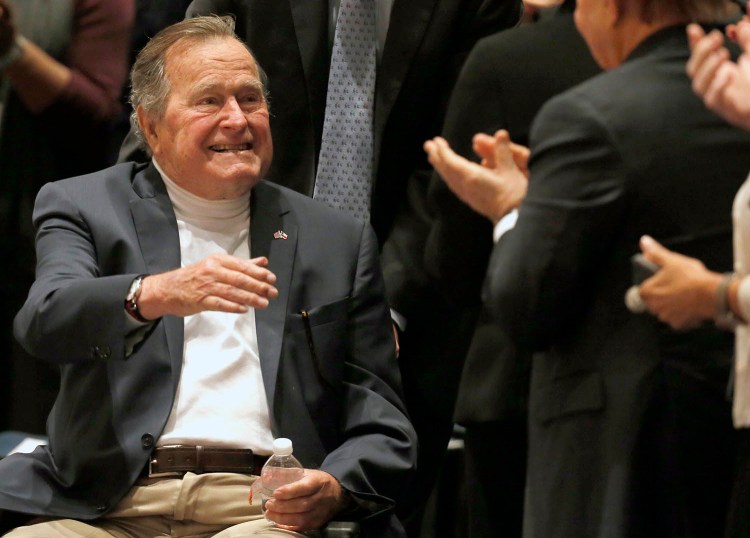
(164, 36), (262, 84)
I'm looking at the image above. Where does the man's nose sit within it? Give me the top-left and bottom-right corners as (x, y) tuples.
(219, 98), (246, 128)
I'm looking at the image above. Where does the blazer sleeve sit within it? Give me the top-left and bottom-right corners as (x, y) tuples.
(320, 224), (418, 513)
(13, 180), (137, 363)
(483, 93), (629, 351)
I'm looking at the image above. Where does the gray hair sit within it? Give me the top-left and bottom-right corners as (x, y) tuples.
(128, 15), (269, 152)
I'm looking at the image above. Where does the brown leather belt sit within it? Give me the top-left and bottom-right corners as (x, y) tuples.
(146, 445), (269, 478)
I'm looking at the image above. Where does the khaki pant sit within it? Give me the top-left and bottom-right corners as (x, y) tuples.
(3, 473), (306, 538)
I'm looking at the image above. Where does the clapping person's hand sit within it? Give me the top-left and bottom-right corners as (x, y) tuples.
(424, 129), (529, 224)
(686, 19), (750, 130)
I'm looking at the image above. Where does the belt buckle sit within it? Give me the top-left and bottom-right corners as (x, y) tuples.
(147, 445), (186, 478)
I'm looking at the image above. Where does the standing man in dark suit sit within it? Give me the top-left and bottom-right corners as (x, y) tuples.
(402, 1), (599, 535)
(167, 2), (522, 532)
(426, 0), (750, 535)
(0, 16), (416, 537)
(180, 0), (521, 241)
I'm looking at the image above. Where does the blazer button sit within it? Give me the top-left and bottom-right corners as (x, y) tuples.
(141, 433), (154, 449)
(96, 504), (108, 512)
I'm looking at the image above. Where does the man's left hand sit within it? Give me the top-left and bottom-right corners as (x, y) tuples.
(638, 235), (721, 329)
(262, 469), (352, 532)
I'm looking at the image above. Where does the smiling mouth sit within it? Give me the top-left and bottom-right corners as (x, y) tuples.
(210, 143), (253, 153)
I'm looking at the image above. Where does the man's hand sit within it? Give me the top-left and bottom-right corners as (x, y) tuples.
(262, 469), (352, 532)
(473, 129), (530, 178)
(686, 21), (750, 131)
(424, 130), (529, 224)
(137, 254), (278, 319)
(637, 235), (721, 330)
(0, 1), (16, 57)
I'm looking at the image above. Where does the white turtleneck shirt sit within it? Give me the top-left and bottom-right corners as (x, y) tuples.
(153, 160), (274, 455)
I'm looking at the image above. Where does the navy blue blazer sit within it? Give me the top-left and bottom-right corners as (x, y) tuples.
(1, 163), (416, 536)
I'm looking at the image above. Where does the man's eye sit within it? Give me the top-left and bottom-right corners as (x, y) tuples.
(240, 93), (262, 104)
(199, 97), (218, 105)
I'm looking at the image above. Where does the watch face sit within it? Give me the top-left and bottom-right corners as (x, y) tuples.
(126, 276), (143, 302)
(126, 281), (138, 302)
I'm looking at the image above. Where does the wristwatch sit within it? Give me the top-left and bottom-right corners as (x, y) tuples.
(125, 274), (149, 323)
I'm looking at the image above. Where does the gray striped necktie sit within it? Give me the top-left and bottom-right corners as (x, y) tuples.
(313, 0), (376, 222)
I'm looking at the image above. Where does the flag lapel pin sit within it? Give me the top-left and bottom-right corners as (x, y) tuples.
(273, 230), (288, 240)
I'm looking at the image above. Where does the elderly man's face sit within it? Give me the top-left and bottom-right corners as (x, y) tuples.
(142, 37), (272, 200)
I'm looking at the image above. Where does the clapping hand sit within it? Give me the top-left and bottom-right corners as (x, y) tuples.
(424, 129), (529, 224)
(686, 19), (750, 131)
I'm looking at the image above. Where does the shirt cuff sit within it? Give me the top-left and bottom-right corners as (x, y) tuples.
(124, 310), (153, 357)
(737, 275), (750, 323)
(493, 209), (518, 243)
(390, 308), (406, 332)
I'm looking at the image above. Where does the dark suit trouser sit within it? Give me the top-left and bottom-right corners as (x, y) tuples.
(630, 357), (735, 538)
(463, 419), (526, 538)
(726, 428), (750, 538)
(395, 306), (477, 536)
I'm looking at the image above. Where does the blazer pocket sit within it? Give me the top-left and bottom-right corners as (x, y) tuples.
(286, 297), (349, 333)
(531, 370), (604, 424)
(286, 298), (350, 387)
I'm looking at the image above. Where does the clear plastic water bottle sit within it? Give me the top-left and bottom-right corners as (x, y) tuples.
(260, 437), (305, 521)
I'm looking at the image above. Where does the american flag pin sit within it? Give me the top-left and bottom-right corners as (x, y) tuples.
(273, 230), (288, 240)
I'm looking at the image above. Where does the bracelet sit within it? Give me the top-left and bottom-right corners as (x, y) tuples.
(0, 35), (25, 71)
(715, 272), (739, 331)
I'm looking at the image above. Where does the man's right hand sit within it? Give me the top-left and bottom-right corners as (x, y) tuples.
(137, 254), (278, 319)
(424, 130), (529, 225)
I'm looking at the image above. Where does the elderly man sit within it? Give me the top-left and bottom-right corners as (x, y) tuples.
(0, 15), (416, 538)
(426, 0), (750, 536)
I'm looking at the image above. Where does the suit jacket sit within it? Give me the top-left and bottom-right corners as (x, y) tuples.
(484, 26), (750, 537)
(417, 2), (601, 422)
(179, 0), (521, 244)
(0, 163), (417, 536)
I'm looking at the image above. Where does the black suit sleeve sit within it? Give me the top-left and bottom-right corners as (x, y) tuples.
(483, 93), (628, 351)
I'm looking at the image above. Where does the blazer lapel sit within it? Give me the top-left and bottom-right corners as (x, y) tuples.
(129, 164), (184, 390)
(250, 181), (297, 428)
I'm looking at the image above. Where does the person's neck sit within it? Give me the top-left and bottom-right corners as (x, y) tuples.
(607, 16), (687, 68)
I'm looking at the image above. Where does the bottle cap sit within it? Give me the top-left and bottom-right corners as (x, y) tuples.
(272, 437), (293, 456)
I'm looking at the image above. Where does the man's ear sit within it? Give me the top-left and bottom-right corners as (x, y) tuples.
(137, 106), (159, 153)
(606, 0), (623, 27)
